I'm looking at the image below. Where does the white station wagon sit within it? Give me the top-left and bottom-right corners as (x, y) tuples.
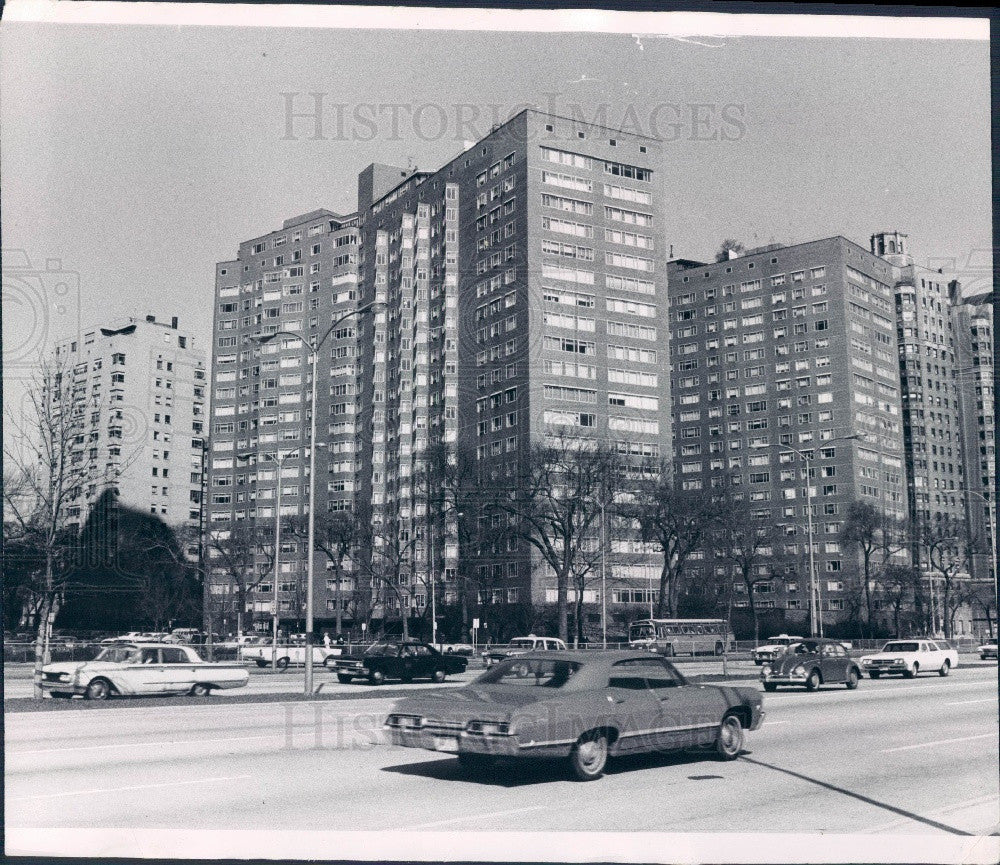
(860, 639), (959, 679)
(40, 642), (250, 699)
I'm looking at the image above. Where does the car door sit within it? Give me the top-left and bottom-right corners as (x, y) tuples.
(410, 644), (434, 678)
(818, 644), (843, 682)
(129, 647), (167, 693)
(644, 657), (723, 749)
(160, 646), (196, 692)
(605, 660), (668, 755)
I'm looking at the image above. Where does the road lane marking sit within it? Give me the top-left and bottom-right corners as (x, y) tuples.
(945, 698), (997, 706)
(881, 732), (998, 753)
(404, 805), (546, 829)
(8, 774), (253, 801)
(11, 735), (281, 755)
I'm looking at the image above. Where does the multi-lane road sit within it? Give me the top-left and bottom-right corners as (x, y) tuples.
(6, 663), (998, 861)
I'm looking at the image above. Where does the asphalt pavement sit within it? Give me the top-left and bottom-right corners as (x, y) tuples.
(5, 663), (998, 861)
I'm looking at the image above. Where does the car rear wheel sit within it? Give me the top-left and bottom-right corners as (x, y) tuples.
(84, 678), (111, 701)
(276, 657), (290, 671)
(570, 730), (608, 781)
(904, 662), (918, 679)
(432, 669), (447, 684)
(337, 674), (353, 684)
(938, 660), (950, 677)
(763, 682), (777, 692)
(754, 659), (764, 666)
(715, 714), (744, 761)
(190, 683), (211, 697)
(255, 660), (268, 668)
(662, 644), (673, 658)
(805, 669), (821, 691)
(845, 668), (859, 689)
(368, 670), (385, 685)
(869, 671), (881, 679)
(715, 642), (724, 656)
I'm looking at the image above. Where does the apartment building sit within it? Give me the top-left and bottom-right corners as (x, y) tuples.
(667, 237), (908, 627)
(207, 209), (361, 631)
(950, 285), (995, 587)
(354, 110), (670, 632)
(52, 315), (206, 546)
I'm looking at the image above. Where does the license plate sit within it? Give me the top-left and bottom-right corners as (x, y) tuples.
(433, 736), (459, 752)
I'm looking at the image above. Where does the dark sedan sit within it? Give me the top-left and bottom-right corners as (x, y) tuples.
(334, 640), (467, 685)
(760, 638), (862, 691)
(385, 650), (764, 780)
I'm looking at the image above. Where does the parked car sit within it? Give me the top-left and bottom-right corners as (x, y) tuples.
(241, 641), (342, 670)
(751, 634), (805, 665)
(860, 639), (959, 679)
(482, 635), (567, 668)
(436, 643), (475, 657)
(39, 642), (249, 699)
(335, 640), (467, 684)
(978, 641), (998, 660)
(385, 650), (764, 780)
(761, 638), (862, 691)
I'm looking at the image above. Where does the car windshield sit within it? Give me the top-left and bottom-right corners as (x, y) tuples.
(629, 625), (655, 640)
(508, 639), (536, 649)
(477, 658), (581, 687)
(882, 642), (919, 653)
(364, 643), (398, 657)
(94, 646), (141, 663)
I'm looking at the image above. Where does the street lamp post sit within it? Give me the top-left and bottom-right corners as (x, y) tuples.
(252, 300), (381, 695)
(777, 434), (861, 638)
(238, 448), (300, 670)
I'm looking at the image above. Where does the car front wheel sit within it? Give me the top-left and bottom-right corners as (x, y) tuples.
(904, 662), (918, 679)
(805, 670), (821, 691)
(337, 674), (353, 684)
(369, 670), (385, 685)
(255, 660), (268, 668)
(763, 682), (777, 692)
(869, 671), (881, 679)
(845, 668), (859, 689)
(84, 678), (112, 701)
(276, 657), (290, 670)
(190, 683), (211, 697)
(715, 714), (744, 760)
(570, 730), (608, 781)
(432, 669), (447, 684)
(938, 660), (950, 677)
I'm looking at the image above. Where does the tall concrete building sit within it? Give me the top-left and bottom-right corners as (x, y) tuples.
(52, 315), (206, 547)
(667, 238), (907, 629)
(950, 285), (995, 588)
(354, 110), (670, 633)
(207, 209), (361, 632)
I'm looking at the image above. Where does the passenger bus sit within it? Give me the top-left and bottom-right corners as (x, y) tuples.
(628, 618), (736, 657)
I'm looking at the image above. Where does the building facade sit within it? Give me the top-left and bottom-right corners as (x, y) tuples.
(52, 315), (206, 546)
(207, 209), (361, 633)
(667, 237), (908, 629)
(353, 110), (671, 635)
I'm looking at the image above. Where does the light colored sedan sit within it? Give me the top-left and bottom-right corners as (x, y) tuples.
(860, 639), (958, 679)
(978, 642), (998, 660)
(40, 643), (249, 699)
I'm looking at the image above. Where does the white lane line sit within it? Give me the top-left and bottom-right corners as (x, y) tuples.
(404, 805), (546, 829)
(10, 734), (281, 755)
(8, 774), (253, 802)
(881, 732), (998, 753)
(945, 698), (997, 706)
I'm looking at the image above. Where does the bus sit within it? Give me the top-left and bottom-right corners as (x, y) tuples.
(628, 619), (736, 657)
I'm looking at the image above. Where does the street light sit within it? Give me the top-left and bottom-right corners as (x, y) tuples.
(237, 447), (301, 670)
(776, 433), (862, 638)
(252, 300), (383, 695)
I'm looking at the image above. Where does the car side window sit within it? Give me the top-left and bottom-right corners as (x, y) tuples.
(608, 673), (648, 691)
(140, 649), (160, 664)
(834, 645), (846, 657)
(161, 648), (187, 664)
(414, 645), (431, 656)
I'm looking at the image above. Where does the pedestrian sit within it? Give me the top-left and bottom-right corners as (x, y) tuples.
(323, 633), (331, 648)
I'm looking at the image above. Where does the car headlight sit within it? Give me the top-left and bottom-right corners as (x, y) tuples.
(58, 672), (71, 682)
(466, 719), (512, 736)
(385, 714), (424, 729)
(792, 664), (806, 677)
(891, 658), (905, 665)
(761, 665), (772, 676)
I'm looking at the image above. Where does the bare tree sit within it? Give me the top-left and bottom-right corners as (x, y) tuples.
(921, 517), (968, 639)
(498, 435), (615, 643)
(840, 501), (909, 637)
(205, 522), (275, 637)
(629, 467), (722, 617)
(712, 488), (782, 644)
(288, 511), (360, 637)
(715, 238), (746, 262)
